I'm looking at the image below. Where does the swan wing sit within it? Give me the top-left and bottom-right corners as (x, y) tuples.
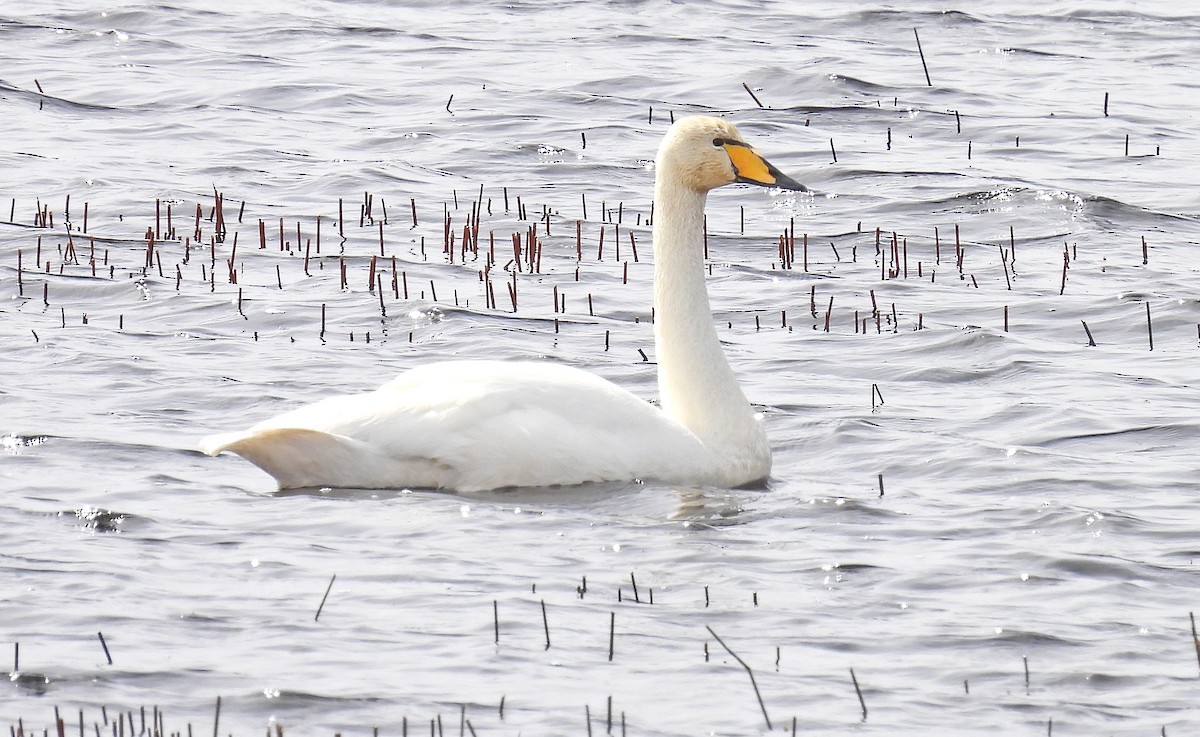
(201, 361), (710, 491)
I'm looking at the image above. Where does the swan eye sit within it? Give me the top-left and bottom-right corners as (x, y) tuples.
(712, 137), (725, 148)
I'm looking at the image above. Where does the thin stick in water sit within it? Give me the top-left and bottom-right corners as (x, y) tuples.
(608, 612), (615, 661)
(97, 632), (112, 665)
(705, 625), (772, 729)
(1146, 302), (1154, 351)
(1059, 248), (1069, 295)
(1081, 320), (1097, 347)
(850, 668), (867, 720)
(913, 28), (932, 86)
(741, 82), (764, 108)
(1190, 612), (1200, 675)
(315, 574), (336, 621)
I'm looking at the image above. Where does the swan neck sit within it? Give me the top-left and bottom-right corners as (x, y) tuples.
(651, 176), (757, 450)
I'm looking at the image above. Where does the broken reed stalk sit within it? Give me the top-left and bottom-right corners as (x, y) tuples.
(1190, 612), (1200, 675)
(609, 612), (619, 662)
(1146, 302), (1154, 351)
(541, 600), (550, 650)
(913, 28), (932, 85)
(314, 574), (336, 621)
(1059, 247), (1069, 295)
(493, 601), (500, 644)
(97, 632), (112, 665)
(1081, 320), (1097, 347)
(850, 668), (867, 720)
(705, 625), (772, 730)
(741, 82), (764, 108)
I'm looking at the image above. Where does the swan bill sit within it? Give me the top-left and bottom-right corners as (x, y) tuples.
(724, 142), (808, 192)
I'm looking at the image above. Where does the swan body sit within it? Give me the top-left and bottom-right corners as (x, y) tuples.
(202, 115), (806, 491)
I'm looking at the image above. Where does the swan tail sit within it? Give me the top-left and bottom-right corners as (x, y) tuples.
(200, 428), (372, 489)
(200, 427), (447, 490)
(199, 431), (252, 457)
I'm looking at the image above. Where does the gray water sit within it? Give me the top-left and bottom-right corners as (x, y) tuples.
(3, 2), (1200, 735)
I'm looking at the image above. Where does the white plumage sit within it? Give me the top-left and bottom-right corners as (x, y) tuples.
(201, 115), (806, 491)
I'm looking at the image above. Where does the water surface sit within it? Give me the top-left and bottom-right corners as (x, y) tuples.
(3, 2), (1199, 735)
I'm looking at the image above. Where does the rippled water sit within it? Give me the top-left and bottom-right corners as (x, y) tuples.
(4, 2), (1200, 735)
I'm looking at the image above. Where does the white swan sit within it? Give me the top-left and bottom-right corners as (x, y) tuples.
(200, 115), (807, 491)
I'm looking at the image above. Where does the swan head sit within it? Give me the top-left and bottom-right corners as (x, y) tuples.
(657, 115), (807, 194)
